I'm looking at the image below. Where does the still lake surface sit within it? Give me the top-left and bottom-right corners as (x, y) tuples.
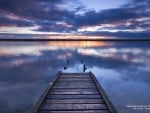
(0, 41), (150, 113)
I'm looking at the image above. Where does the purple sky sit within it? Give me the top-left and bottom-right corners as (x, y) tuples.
(0, 0), (150, 38)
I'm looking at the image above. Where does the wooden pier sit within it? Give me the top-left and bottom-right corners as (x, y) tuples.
(32, 71), (117, 113)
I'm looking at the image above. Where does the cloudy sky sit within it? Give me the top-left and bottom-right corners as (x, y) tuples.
(0, 0), (150, 38)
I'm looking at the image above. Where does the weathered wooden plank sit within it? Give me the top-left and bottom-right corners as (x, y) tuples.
(51, 88), (98, 92)
(52, 88), (97, 90)
(61, 74), (91, 78)
(61, 73), (89, 76)
(38, 110), (110, 113)
(47, 94), (101, 99)
(49, 90), (99, 94)
(32, 72), (117, 113)
(57, 80), (93, 83)
(60, 77), (91, 80)
(60, 75), (90, 78)
(60, 76), (91, 79)
(40, 103), (108, 110)
(54, 82), (95, 86)
(44, 99), (104, 104)
(52, 86), (95, 89)
(58, 78), (91, 81)
(55, 82), (95, 86)
(53, 84), (96, 88)
(61, 74), (90, 76)
(56, 81), (94, 84)
(60, 77), (91, 79)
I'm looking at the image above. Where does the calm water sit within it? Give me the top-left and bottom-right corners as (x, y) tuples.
(0, 41), (150, 113)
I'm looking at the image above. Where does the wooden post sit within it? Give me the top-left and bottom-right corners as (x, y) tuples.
(83, 64), (87, 72)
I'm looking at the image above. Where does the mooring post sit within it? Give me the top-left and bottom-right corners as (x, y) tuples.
(83, 64), (87, 72)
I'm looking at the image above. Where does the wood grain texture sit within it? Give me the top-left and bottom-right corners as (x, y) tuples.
(32, 72), (117, 113)
(56, 81), (94, 84)
(60, 76), (91, 78)
(54, 82), (94, 85)
(40, 103), (107, 110)
(47, 94), (101, 99)
(57, 80), (93, 83)
(53, 85), (96, 88)
(58, 78), (92, 81)
(44, 99), (104, 104)
(38, 110), (110, 113)
(50, 90), (99, 94)
(51, 88), (98, 92)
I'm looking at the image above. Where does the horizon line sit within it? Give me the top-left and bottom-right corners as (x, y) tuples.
(0, 38), (150, 41)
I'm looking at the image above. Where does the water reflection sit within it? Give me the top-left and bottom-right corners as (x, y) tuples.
(47, 41), (113, 47)
(0, 41), (150, 113)
(0, 41), (113, 56)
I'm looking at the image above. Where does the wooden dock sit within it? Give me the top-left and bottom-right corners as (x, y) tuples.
(32, 71), (117, 113)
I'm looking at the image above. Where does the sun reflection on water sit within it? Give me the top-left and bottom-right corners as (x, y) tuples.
(47, 41), (113, 47)
(0, 41), (113, 56)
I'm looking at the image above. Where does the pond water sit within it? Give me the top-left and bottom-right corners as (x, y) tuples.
(0, 41), (150, 113)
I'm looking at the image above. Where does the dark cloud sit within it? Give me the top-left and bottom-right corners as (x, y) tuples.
(0, 0), (149, 38)
(124, 0), (150, 10)
(0, 16), (34, 27)
(72, 0), (150, 38)
(0, 0), (75, 23)
(36, 25), (67, 32)
(0, 0), (76, 20)
(74, 8), (138, 27)
(0, 0), (78, 33)
(0, 0), (36, 17)
(37, 0), (63, 2)
(84, 31), (150, 38)
(115, 19), (150, 30)
(35, 22), (75, 32)
(34, 5), (149, 34)
(73, 0), (150, 32)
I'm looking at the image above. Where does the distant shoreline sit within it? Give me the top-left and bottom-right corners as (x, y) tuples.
(0, 38), (150, 41)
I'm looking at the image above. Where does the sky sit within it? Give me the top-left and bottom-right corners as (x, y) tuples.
(0, 0), (150, 38)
